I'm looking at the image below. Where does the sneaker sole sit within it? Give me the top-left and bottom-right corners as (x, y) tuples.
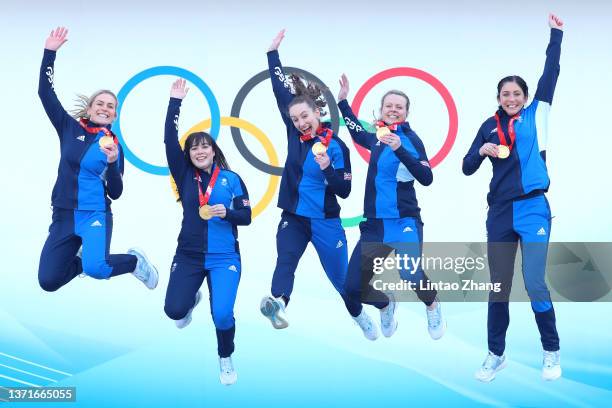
(381, 321), (398, 338)
(220, 372), (237, 385)
(475, 360), (507, 383)
(259, 297), (288, 329)
(542, 368), (562, 381)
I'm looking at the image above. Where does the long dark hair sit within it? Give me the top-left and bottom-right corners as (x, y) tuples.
(287, 74), (328, 116)
(183, 131), (230, 170)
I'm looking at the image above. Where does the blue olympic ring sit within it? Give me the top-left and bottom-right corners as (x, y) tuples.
(114, 66), (221, 176)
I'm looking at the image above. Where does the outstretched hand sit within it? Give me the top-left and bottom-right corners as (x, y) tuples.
(45, 27), (68, 51)
(338, 74), (350, 101)
(170, 78), (189, 100)
(268, 29), (285, 52)
(548, 13), (564, 30)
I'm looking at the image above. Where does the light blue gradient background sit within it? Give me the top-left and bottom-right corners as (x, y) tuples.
(1, 0), (611, 406)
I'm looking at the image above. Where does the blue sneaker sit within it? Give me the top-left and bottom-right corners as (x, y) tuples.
(475, 351), (507, 382)
(426, 299), (446, 340)
(127, 247), (159, 289)
(176, 291), (202, 329)
(542, 350), (562, 381)
(260, 296), (288, 329)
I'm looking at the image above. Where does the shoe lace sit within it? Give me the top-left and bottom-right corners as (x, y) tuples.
(482, 353), (498, 370)
(543, 351), (557, 368)
(426, 303), (440, 328)
(220, 358), (233, 374)
(134, 254), (150, 281)
(381, 303), (394, 328)
(357, 314), (373, 332)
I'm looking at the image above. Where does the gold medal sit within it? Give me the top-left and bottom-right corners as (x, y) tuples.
(199, 204), (212, 220)
(99, 136), (114, 148)
(376, 126), (391, 140)
(497, 145), (510, 159)
(311, 142), (327, 155)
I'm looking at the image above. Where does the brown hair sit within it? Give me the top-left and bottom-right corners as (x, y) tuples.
(287, 74), (328, 116)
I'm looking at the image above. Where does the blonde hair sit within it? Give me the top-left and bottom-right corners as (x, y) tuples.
(71, 89), (118, 120)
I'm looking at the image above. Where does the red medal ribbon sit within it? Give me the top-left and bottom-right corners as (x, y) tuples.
(300, 125), (333, 145)
(375, 120), (403, 131)
(494, 112), (520, 151)
(79, 119), (118, 145)
(196, 165), (221, 207)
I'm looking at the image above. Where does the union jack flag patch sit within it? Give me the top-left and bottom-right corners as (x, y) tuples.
(242, 199), (251, 207)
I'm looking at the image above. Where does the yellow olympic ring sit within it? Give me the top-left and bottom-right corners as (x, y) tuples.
(169, 116), (280, 219)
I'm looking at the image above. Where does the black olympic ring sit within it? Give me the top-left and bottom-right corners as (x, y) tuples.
(231, 67), (340, 176)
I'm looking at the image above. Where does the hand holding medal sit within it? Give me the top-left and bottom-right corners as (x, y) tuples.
(379, 132), (402, 151)
(313, 150), (331, 170)
(100, 142), (118, 163)
(479, 142), (499, 158)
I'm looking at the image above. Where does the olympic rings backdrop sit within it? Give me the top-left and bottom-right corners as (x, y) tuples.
(114, 65), (458, 226)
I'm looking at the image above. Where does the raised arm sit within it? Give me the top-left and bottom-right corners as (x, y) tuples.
(38, 27), (72, 136)
(164, 78), (190, 182)
(267, 29), (294, 128)
(337, 74), (377, 149)
(534, 14), (564, 104)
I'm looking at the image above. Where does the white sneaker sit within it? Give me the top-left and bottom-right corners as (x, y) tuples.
(380, 297), (398, 338)
(219, 356), (237, 385)
(127, 247), (159, 289)
(475, 351), (507, 382)
(260, 296), (289, 329)
(176, 291), (202, 329)
(353, 310), (379, 341)
(542, 350), (562, 381)
(426, 299), (446, 340)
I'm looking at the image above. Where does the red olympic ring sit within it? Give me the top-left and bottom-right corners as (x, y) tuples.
(350, 67), (458, 168)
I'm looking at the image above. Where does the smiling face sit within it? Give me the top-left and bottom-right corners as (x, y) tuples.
(189, 141), (215, 172)
(86, 92), (117, 125)
(289, 101), (321, 135)
(497, 81), (528, 116)
(380, 93), (408, 124)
